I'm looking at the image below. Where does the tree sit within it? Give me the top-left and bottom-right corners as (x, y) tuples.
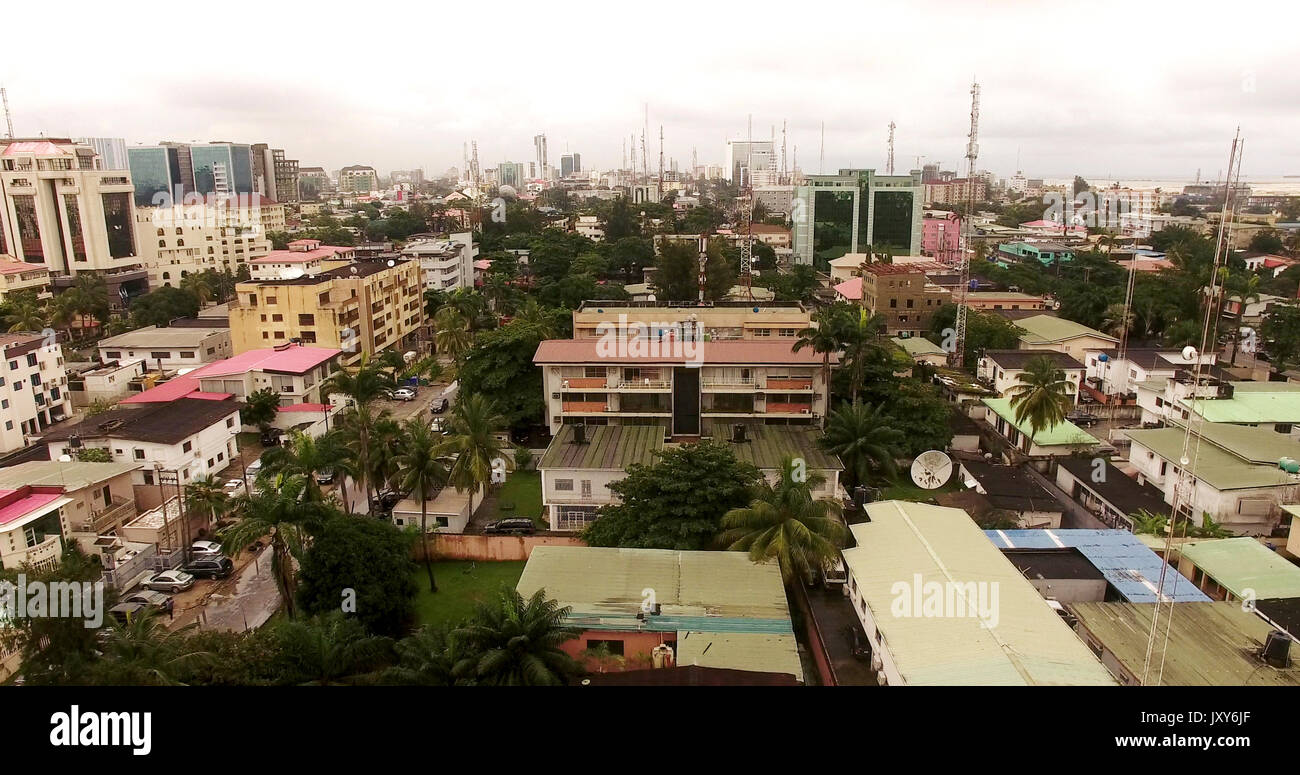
(4, 293), (46, 332)
(269, 612), (394, 686)
(323, 353), (397, 406)
(84, 611), (210, 686)
(1249, 229), (1285, 255)
(718, 457), (849, 585)
(840, 308), (889, 402)
(76, 447), (113, 462)
(883, 381), (956, 456)
(652, 240), (700, 301)
(127, 286), (200, 328)
(458, 319), (550, 431)
(260, 430), (342, 504)
(183, 475), (229, 533)
(2, 545), (103, 685)
(452, 587), (582, 686)
(582, 442), (760, 549)
(1130, 509), (1169, 536)
(820, 401), (905, 489)
(1262, 303), (1300, 370)
(929, 304), (1024, 369)
(296, 514), (418, 638)
(396, 419), (450, 592)
(220, 478), (325, 619)
(438, 394), (504, 516)
(433, 306), (473, 359)
(382, 626), (470, 686)
(1008, 354), (1074, 439)
(794, 307), (845, 419)
(1073, 176), (1090, 196)
(240, 387), (280, 430)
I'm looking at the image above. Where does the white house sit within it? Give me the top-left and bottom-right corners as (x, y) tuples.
(978, 349), (1084, 404)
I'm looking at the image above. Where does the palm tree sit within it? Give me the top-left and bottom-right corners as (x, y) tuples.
(1191, 513), (1233, 538)
(793, 308), (844, 424)
(433, 306), (473, 360)
(88, 610), (210, 686)
(840, 308), (888, 402)
(452, 587), (582, 686)
(271, 613), (394, 685)
(260, 430), (338, 503)
(1225, 270), (1261, 362)
(333, 404), (394, 516)
(718, 456), (849, 585)
(1008, 354), (1074, 441)
(820, 401), (905, 489)
(438, 394), (504, 516)
(396, 419), (450, 592)
(5, 296), (45, 332)
(181, 273), (214, 306)
(1101, 303), (1135, 339)
(512, 299), (557, 337)
(382, 626), (467, 686)
(322, 354), (397, 406)
(183, 475), (229, 534)
(220, 479), (324, 618)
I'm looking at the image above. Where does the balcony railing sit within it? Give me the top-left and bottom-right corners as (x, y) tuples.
(561, 401), (608, 413)
(767, 379), (814, 391)
(75, 497), (136, 534)
(23, 534), (62, 569)
(561, 378), (608, 389)
(702, 377), (757, 388)
(766, 402), (813, 414)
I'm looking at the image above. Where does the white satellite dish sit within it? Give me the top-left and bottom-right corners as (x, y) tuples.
(910, 450), (953, 490)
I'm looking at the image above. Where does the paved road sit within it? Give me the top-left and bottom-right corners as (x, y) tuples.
(189, 546), (281, 632)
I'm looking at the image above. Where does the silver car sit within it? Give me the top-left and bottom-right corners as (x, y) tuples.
(141, 569), (195, 594)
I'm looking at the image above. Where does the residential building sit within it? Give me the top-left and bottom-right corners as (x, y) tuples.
(981, 397), (1099, 458)
(1169, 537), (1300, 602)
(229, 259), (423, 365)
(0, 333), (71, 454)
(791, 169), (924, 265)
(97, 325), (232, 371)
(249, 239), (355, 281)
(963, 291), (1046, 312)
(0, 461), (140, 555)
(538, 423), (663, 531)
(338, 165), (379, 194)
(705, 419), (842, 500)
(753, 185), (794, 218)
(840, 500), (1116, 685)
(298, 167), (330, 200)
(533, 338), (831, 436)
(985, 529), (1209, 603)
(570, 300), (811, 340)
(1084, 347), (1217, 400)
(998, 241), (1077, 265)
(66, 358), (147, 408)
(1126, 423), (1300, 534)
(952, 459), (1065, 528)
(891, 336), (948, 367)
(42, 398), (243, 508)
(1015, 314), (1118, 363)
(1150, 380), (1300, 439)
(1054, 457), (1171, 531)
(0, 485), (72, 572)
(133, 195), (282, 287)
(924, 177), (986, 206)
(921, 209), (961, 264)
(575, 215), (604, 242)
(0, 139), (147, 302)
(401, 233), (475, 291)
(978, 350), (1084, 404)
(1070, 601), (1300, 685)
(391, 486), (480, 534)
(0, 256), (50, 299)
(516, 546), (803, 681)
(859, 263), (950, 336)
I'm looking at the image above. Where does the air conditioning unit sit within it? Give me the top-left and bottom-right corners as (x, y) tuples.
(551, 392), (560, 400)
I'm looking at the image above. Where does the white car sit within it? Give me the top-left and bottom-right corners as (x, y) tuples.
(246, 457), (264, 474)
(191, 540), (224, 557)
(141, 570), (195, 594)
(223, 479), (245, 495)
(392, 387), (417, 402)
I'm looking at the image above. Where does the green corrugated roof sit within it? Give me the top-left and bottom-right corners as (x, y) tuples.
(517, 546), (802, 679)
(840, 501), (1115, 685)
(1177, 538), (1300, 599)
(1016, 314), (1117, 345)
(1069, 602), (1300, 685)
(891, 336), (945, 357)
(538, 424), (665, 470)
(701, 420), (843, 470)
(983, 397), (1100, 448)
(1125, 424), (1300, 490)
(1183, 383), (1300, 423)
(0, 460), (141, 491)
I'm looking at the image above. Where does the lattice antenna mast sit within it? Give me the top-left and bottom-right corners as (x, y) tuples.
(658, 125), (664, 190)
(781, 120), (788, 184)
(887, 121), (896, 175)
(0, 88), (11, 139)
(951, 81), (980, 367)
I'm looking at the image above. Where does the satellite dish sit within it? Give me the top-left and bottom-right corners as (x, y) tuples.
(910, 450), (953, 490)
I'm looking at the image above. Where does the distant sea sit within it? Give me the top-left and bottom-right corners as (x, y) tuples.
(1041, 178), (1300, 195)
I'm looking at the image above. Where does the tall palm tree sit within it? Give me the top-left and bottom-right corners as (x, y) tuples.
(452, 587), (582, 686)
(322, 354), (397, 406)
(433, 306), (473, 360)
(793, 308), (844, 424)
(396, 419), (450, 592)
(220, 478), (324, 618)
(181, 273), (214, 306)
(1007, 354), (1074, 441)
(183, 475), (229, 534)
(820, 401), (905, 489)
(5, 296), (45, 332)
(334, 404), (394, 516)
(260, 430), (337, 503)
(512, 299), (557, 337)
(438, 394), (504, 516)
(717, 456), (849, 585)
(840, 308), (888, 402)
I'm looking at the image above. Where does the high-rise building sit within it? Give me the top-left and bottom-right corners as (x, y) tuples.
(298, 167), (330, 200)
(188, 142), (256, 196)
(128, 146), (186, 207)
(724, 139), (775, 183)
(498, 161), (525, 188)
(572, 152), (581, 174)
(791, 169), (924, 266)
(0, 139), (147, 303)
(73, 137), (128, 171)
(272, 149), (300, 203)
(560, 154), (575, 178)
(533, 134), (548, 179)
(338, 165), (378, 193)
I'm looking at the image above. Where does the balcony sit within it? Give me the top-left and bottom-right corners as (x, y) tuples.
(766, 402), (813, 415)
(767, 378), (813, 391)
(561, 378), (608, 389)
(75, 497), (137, 534)
(561, 401), (608, 414)
(22, 534), (62, 569)
(702, 377), (758, 391)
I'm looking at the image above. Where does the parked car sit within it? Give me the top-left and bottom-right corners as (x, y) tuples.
(260, 427), (285, 446)
(141, 570), (195, 594)
(484, 518), (536, 535)
(1067, 411), (1100, 427)
(375, 489), (403, 509)
(820, 557), (847, 589)
(183, 557), (234, 579)
(223, 479), (245, 496)
(109, 601), (150, 624)
(391, 387), (417, 402)
(121, 589), (174, 615)
(190, 540), (224, 557)
(430, 397), (449, 413)
(246, 456), (264, 475)
(314, 468), (335, 484)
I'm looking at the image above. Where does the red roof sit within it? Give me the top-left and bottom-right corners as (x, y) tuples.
(834, 277), (863, 300)
(861, 263), (928, 276)
(2, 141), (68, 157)
(533, 339), (834, 365)
(122, 345), (341, 404)
(0, 487), (64, 526)
(0, 260), (45, 274)
(250, 246), (351, 264)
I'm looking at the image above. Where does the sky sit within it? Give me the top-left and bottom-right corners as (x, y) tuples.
(5, 1), (1297, 182)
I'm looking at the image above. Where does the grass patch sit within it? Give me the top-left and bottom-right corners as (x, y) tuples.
(487, 470), (544, 527)
(878, 476), (961, 504)
(411, 561), (526, 630)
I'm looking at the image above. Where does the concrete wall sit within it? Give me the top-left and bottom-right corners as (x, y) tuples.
(413, 533), (584, 562)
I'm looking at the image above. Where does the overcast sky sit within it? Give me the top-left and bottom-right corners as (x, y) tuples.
(6, 1), (1296, 181)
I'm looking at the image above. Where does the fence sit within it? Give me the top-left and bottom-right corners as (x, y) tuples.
(413, 533), (585, 562)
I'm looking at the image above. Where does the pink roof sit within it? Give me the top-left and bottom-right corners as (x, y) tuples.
(0, 260), (45, 274)
(1020, 220), (1087, 231)
(122, 345), (342, 404)
(474, 259), (491, 270)
(533, 339), (835, 365)
(251, 246), (350, 264)
(2, 141), (67, 157)
(0, 489), (64, 526)
(834, 277), (863, 300)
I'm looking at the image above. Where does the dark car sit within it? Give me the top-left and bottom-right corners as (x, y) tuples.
(430, 397), (449, 414)
(183, 556), (234, 579)
(484, 518), (536, 535)
(1067, 411), (1100, 427)
(260, 427), (285, 446)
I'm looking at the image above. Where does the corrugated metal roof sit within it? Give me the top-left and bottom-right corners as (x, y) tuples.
(984, 529), (1209, 603)
(1183, 383), (1300, 424)
(0, 460), (140, 491)
(517, 546), (801, 678)
(1178, 538), (1300, 599)
(840, 501), (1116, 685)
(538, 424), (665, 470)
(983, 397), (1100, 448)
(1069, 601), (1300, 685)
(701, 420), (843, 471)
(1125, 424), (1300, 490)
(1016, 314), (1116, 345)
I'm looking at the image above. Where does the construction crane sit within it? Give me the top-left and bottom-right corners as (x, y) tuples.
(950, 82), (980, 368)
(887, 122), (896, 175)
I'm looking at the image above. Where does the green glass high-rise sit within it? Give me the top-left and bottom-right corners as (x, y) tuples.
(792, 169), (923, 267)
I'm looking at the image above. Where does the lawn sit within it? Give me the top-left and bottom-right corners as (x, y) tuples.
(879, 476), (961, 503)
(486, 470), (544, 527)
(411, 561), (526, 630)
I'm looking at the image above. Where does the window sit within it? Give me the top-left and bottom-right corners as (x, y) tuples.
(150, 351), (170, 360)
(133, 449), (145, 460)
(105, 351), (121, 359)
(1276, 424), (1293, 434)
(585, 639), (624, 656)
(581, 480), (592, 497)
(554, 479), (574, 491)
(583, 367), (604, 379)
(226, 418), (235, 428)
(142, 470), (154, 485)
(182, 441), (193, 452)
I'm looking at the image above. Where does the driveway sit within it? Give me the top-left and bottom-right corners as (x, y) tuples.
(801, 584), (878, 686)
(171, 545), (281, 632)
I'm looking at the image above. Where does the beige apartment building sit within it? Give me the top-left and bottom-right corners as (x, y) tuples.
(859, 263), (950, 336)
(0, 256), (51, 299)
(229, 259), (423, 364)
(0, 333), (71, 454)
(571, 300), (812, 340)
(133, 194), (285, 287)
